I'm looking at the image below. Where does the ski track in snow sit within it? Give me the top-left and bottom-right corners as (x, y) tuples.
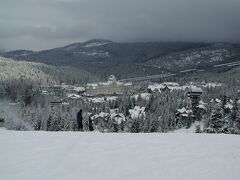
(0, 129), (240, 180)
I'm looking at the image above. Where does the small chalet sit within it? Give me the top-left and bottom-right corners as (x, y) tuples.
(111, 113), (126, 124)
(185, 87), (203, 98)
(91, 112), (109, 124)
(176, 107), (192, 128)
(129, 106), (146, 119)
(162, 86), (171, 92)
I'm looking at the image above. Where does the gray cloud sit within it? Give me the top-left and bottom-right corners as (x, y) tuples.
(0, 0), (240, 50)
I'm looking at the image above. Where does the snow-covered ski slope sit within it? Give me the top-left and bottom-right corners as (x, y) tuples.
(0, 129), (240, 180)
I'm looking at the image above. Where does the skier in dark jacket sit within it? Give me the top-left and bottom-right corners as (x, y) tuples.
(88, 115), (94, 131)
(77, 109), (83, 131)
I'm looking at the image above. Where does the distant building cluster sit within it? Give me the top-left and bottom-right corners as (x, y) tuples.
(147, 82), (219, 94)
(89, 106), (146, 132)
(40, 75), (133, 107)
(86, 75), (132, 96)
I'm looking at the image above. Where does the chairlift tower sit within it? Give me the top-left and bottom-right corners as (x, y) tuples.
(185, 86), (203, 122)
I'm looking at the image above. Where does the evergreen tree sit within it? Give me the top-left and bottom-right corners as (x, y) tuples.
(209, 106), (224, 133)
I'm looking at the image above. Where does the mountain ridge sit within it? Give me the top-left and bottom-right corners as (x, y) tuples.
(2, 40), (240, 79)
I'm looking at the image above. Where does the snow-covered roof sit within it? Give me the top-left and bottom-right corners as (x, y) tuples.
(149, 82), (221, 94)
(198, 101), (207, 109)
(190, 86), (203, 93)
(87, 96), (118, 103)
(198, 104), (206, 109)
(162, 82), (180, 87)
(87, 97), (104, 103)
(62, 102), (70, 106)
(202, 82), (223, 88)
(98, 81), (113, 86)
(181, 113), (189, 117)
(148, 84), (165, 92)
(106, 96), (118, 101)
(225, 103), (233, 109)
(87, 80), (129, 88)
(74, 87), (85, 92)
(116, 81), (124, 85)
(92, 112), (109, 120)
(129, 106), (146, 119)
(132, 93), (151, 101)
(177, 108), (193, 115)
(148, 82), (190, 93)
(87, 83), (98, 87)
(111, 113), (126, 124)
(178, 107), (188, 113)
(67, 94), (81, 99)
(124, 82), (133, 86)
(41, 90), (49, 94)
(99, 112), (109, 118)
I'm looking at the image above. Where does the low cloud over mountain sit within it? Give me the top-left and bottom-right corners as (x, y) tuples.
(0, 0), (240, 50)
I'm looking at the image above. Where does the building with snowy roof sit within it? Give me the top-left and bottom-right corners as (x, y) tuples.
(86, 75), (132, 96)
(111, 113), (126, 125)
(148, 82), (182, 93)
(185, 86), (203, 98)
(176, 107), (192, 128)
(129, 106), (146, 119)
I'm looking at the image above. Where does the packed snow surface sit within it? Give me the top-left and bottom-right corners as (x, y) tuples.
(0, 129), (240, 180)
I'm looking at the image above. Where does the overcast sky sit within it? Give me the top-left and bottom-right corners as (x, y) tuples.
(0, 0), (240, 51)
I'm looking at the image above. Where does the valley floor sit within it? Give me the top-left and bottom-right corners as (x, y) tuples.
(0, 129), (240, 180)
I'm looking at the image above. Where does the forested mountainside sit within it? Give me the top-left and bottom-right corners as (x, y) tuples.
(2, 40), (240, 79)
(146, 43), (240, 72)
(0, 56), (99, 86)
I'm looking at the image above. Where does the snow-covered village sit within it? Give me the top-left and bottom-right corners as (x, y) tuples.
(1, 1), (240, 180)
(4, 73), (235, 134)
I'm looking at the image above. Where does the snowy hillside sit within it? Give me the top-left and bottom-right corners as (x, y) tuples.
(146, 44), (238, 71)
(0, 129), (240, 180)
(0, 56), (57, 85)
(0, 56), (99, 85)
(63, 39), (112, 51)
